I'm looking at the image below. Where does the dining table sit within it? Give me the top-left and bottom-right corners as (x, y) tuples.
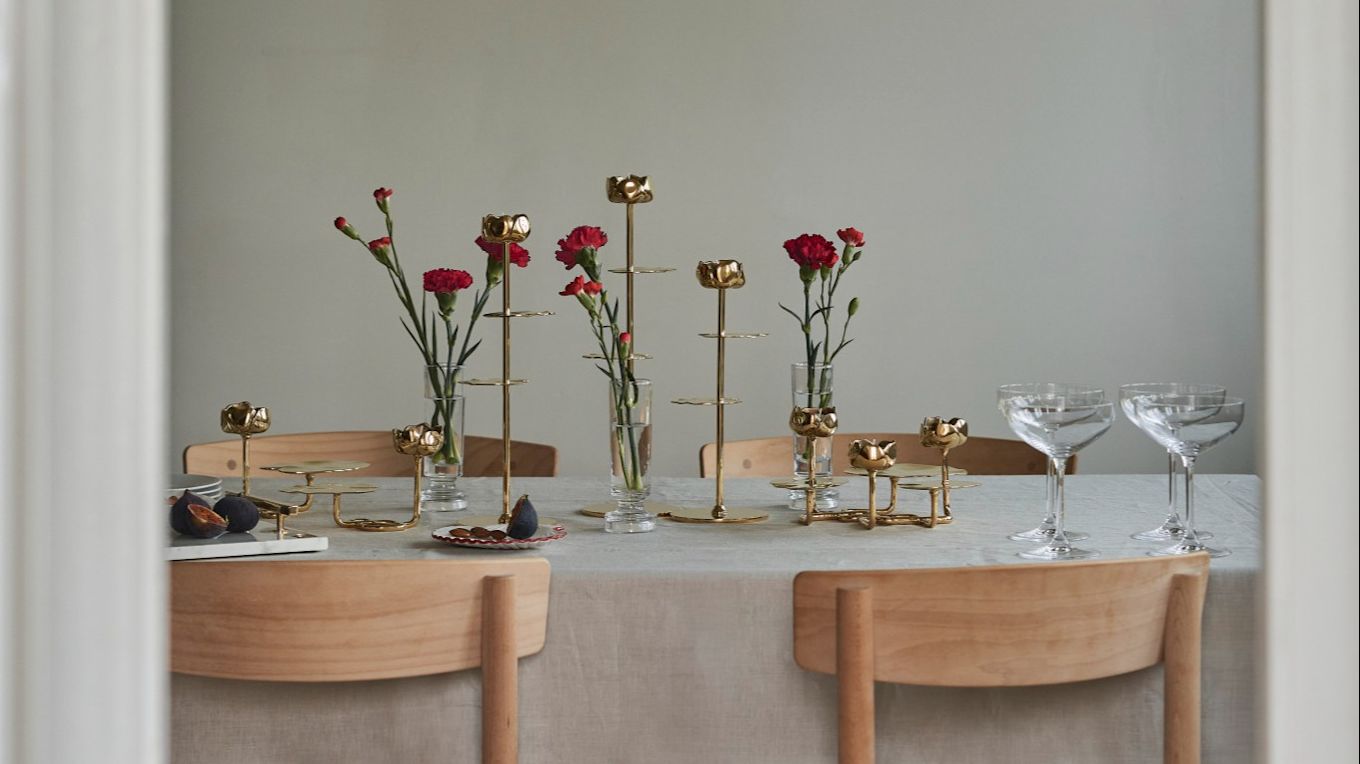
(170, 473), (1259, 763)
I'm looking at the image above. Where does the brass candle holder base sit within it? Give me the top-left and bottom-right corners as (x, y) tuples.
(280, 482), (378, 529)
(257, 460), (369, 517)
(664, 505), (769, 524)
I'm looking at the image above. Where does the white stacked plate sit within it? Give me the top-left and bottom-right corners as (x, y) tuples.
(166, 474), (224, 505)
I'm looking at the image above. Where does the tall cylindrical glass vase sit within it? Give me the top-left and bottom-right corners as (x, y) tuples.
(606, 378), (654, 533)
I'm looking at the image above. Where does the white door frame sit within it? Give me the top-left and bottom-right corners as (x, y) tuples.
(1261, 0), (1358, 762)
(1, 1), (167, 762)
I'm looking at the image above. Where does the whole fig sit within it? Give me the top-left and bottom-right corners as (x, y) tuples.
(170, 491), (210, 535)
(186, 504), (229, 539)
(214, 495), (260, 533)
(506, 494), (539, 539)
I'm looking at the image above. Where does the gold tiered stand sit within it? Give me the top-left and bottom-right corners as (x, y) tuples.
(668, 260), (769, 524)
(580, 175), (682, 519)
(459, 213), (553, 527)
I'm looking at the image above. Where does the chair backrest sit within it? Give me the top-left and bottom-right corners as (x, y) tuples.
(172, 558), (550, 682)
(793, 555), (1207, 687)
(184, 431), (559, 478)
(701, 433), (1063, 478)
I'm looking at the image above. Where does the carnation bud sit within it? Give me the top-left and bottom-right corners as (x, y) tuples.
(848, 297), (860, 317)
(334, 216), (361, 241)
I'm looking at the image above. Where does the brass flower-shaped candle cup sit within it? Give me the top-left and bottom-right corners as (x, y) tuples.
(393, 423), (445, 457)
(848, 439), (897, 472)
(696, 260), (746, 290)
(481, 213), (532, 243)
(790, 406), (838, 439)
(220, 401), (270, 436)
(920, 417), (968, 451)
(220, 401), (270, 494)
(606, 175), (653, 204)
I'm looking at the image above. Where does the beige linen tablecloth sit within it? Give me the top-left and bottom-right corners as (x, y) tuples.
(171, 474), (1259, 763)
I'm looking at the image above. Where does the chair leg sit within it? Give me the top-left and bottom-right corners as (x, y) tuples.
(1164, 571), (1207, 764)
(482, 574), (517, 764)
(837, 586), (874, 764)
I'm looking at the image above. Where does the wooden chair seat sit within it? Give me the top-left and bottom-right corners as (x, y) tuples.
(172, 558), (550, 763)
(794, 555), (1209, 763)
(184, 430), (558, 478)
(701, 432), (1065, 478)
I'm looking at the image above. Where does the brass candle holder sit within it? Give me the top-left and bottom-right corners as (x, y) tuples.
(920, 417), (970, 516)
(220, 401), (270, 495)
(581, 175), (682, 519)
(331, 424), (442, 532)
(669, 260), (769, 524)
(462, 213), (552, 527)
(789, 406), (841, 525)
(837, 422), (980, 529)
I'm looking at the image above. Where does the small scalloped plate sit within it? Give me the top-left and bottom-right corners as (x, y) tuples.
(431, 524), (566, 550)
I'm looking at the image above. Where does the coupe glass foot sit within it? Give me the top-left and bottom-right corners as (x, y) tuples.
(1009, 526), (1089, 542)
(1018, 545), (1099, 561)
(1149, 541), (1229, 558)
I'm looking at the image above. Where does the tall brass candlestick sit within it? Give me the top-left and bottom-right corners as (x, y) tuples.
(580, 176), (680, 520)
(669, 260), (768, 524)
(462, 213), (550, 527)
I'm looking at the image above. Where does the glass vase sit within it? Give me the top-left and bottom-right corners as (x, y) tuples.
(790, 362), (838, 510)
(422, 364), (466, 511)
(606, 378), (655, 533)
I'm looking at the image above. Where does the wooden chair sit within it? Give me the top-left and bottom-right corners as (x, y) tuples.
(701, 432), (1067, 477)
(184, 430), (559, 478)
(172, 558), (550, 764)
(793, 554), (1209, 764)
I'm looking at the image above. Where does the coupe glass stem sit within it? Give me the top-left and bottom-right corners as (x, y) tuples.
(1044, 458), (1056, 528)
(1181, 452), (1200, 545)
(1165, 450), (1183, 528)
(1050, 455), (1071, 551)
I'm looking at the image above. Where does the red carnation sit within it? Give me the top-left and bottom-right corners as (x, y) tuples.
(422, 268), (473, 294)
(373, 187), (394, 201)
(334, 216), (349, 230)
(836, 227), (865, 247)
(783, 233), (839, 270)
(554, 225), (608, 269)
(560, 275), (587, 296)
(368, 236), (392, 253)
(583, 280), (603, 295)
(476, 236), (531, 268)
(619, 332), (632, 345)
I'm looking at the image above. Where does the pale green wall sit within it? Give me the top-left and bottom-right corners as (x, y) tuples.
(170, 0), (1261, 476)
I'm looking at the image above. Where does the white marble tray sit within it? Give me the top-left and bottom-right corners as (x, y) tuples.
(167, 531), (328, 561)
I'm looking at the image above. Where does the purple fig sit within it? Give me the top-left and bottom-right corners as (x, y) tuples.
(170, 491), (210, 535)
(186, 504), (229, 539)
(214, 495), (259, 533)
(506, 494), (538, 539)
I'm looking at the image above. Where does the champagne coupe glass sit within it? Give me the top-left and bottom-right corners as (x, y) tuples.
(1131, 394), (1245, 558)
(996, 383), (1105, 543)
(1118, 383), (1226, 541)
(1000, 397), (1115, 560)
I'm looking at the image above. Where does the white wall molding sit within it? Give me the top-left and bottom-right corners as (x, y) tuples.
(1, 1), (167, 762)
(1262, 0), (1359, 761)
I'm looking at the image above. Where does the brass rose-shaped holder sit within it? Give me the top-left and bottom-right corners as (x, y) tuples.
(790, 407), (840, 525)
(579, 175), (681, 519)
(606, 175), (653, 204)
(481, 213), (531, 243)
(463, 213), (553, 527)
(695, 259), (747, 289)
(847, 439), (897, 529)
(332, 424), (443, 532)
(670, 260), (768, 524)
(921, 416), (969, 515)
(220, 401), (270, 494)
